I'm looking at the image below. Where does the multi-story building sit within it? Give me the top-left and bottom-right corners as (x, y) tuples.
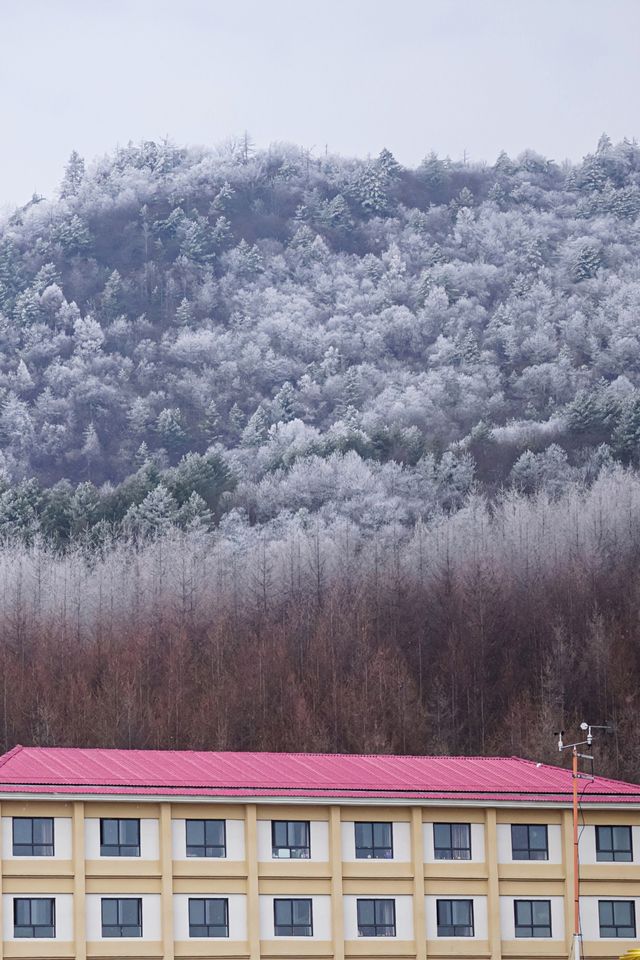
(0, 745), (639, 960)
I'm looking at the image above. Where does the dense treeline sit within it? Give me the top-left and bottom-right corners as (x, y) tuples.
(2, 470), (640, 780)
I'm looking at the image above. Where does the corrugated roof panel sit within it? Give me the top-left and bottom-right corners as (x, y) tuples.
(0, 746), (638, 803)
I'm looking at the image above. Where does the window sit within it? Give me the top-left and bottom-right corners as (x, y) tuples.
(189, 898), (229, 937)
(357, 898), (396, 937)
(186, 819), (226, 858)
(100, 818), (140, 857)
(596, 826), (633, 862)
(271, 820), (310, 859)
(355, 822), (393, 859)
(12, 818), (54, 857)
(514, 900), (552, 938)
(434, 822), (471, 860)
(436, 899), (475, 937)
(13, 898), (55, 938)
(599, 900), (636, 938)
(511, 824), (548, 861)
(273, 898), (313, 936)
(101, 898), (143, 937)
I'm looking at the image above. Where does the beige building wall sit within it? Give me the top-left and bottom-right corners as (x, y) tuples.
(0, 795), (638, 959)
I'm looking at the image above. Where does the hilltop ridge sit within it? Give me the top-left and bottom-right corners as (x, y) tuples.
(1, 136), (640, 540)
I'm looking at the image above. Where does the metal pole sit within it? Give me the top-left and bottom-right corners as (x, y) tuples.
(573, 746), (580, 960)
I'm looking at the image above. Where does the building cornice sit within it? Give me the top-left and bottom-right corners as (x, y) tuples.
(1, 790), (639, 810)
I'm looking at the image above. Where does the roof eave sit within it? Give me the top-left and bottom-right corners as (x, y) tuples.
(1, 788), (640, 809)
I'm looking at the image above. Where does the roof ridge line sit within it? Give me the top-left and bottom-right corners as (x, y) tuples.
(8, 746), (527, 761)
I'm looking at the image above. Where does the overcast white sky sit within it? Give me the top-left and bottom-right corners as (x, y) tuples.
(1, 0), (639, 207)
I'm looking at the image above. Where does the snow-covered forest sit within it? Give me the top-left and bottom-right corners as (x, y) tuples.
(2, 135), (640, 772)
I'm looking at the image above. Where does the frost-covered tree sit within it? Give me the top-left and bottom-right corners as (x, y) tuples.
(59, 150), (85, 198)
(355, 164), (388, 213)
(13, 359), (34, 394)
(177, 490), (212, 530)
(272, 382), (296, 423)
(124, 484), (178, 537)
(242, 405), (269, 446)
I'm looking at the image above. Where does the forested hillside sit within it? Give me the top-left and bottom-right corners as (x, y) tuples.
(2, 135), (640, 775)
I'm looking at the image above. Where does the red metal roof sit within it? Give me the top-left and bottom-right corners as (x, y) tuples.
(0, 745), (638, 804)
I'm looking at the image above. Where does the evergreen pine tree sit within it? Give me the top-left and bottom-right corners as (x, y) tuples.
(175, 297), (193, 325)
(376, 148), (401, 179)
(572, 241), (601, 281)
(204, 400), (221, 442)
(13, 359), (34, 394)
(242, 405), (269, 446)
(228, 403), (246, 438)
(156, 407), (187, 452)
(273, 382), (296, 422)
(134, 441), (152, 467)
(124, 484), (178, 537)
(356, 165), (388, 214)
(177, 491), (213, 530)
(101, 270), (124, 320)
(419, 152), (446, 188)
(612, 397), (640, 463)
(60, 150), (85, 198)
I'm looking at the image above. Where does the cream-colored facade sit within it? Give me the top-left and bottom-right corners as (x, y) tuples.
(0, 795), (638, 960)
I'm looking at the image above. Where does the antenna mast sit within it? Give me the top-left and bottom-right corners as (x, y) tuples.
(554, 723), (613, 960)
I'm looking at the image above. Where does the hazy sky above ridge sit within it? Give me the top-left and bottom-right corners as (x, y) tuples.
(1, 0), (639, 207)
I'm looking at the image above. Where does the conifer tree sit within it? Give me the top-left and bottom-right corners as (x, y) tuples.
(60, 150), (85, 198)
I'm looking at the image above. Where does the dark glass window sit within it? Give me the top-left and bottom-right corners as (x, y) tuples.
(511, 824), (548, 861)
(273, 898), (313, 936)
(101, 898), (143, 937)
(13, 898), (55, 938)
(355, 822), (393, 859)
(599, 900), (636, 938)
(596, 826), (633, 863)
(434, 823), (472, 860)
(271, 820), (310, 859)
(514, 900), (552, 937)
(436, 899), (475, 937)
(100, 818), (140, 857)
(12, 818), (54, 857)
(186, 820), (226, 858)
(357, 898), (396, 937)
(188, 898), (229, 937)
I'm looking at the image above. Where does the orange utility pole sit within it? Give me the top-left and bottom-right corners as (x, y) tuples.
(572, 745), (580, 960)
(555, 722), (613, 960)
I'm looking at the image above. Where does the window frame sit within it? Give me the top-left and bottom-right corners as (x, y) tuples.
(354, 821), (394, 859)
(271, 820), (311, 859)
(273, 897), (313, 937)
(186, 819), (227, 858)
(356, 898), (397, 937)
(13, 897), (56, 939)
(510, 824), (549, 861)
(433, 822), (472, 861)
(99, 818), (141, 857)
(596, 825), (633, 863)
(436, 898), (475, 937)
(101, 897), (143, 938)
(12, 817), (55, 857)
(514, 899), (552, 938)
(188, 897), (229, 938)
(598, 900), (637, 938)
